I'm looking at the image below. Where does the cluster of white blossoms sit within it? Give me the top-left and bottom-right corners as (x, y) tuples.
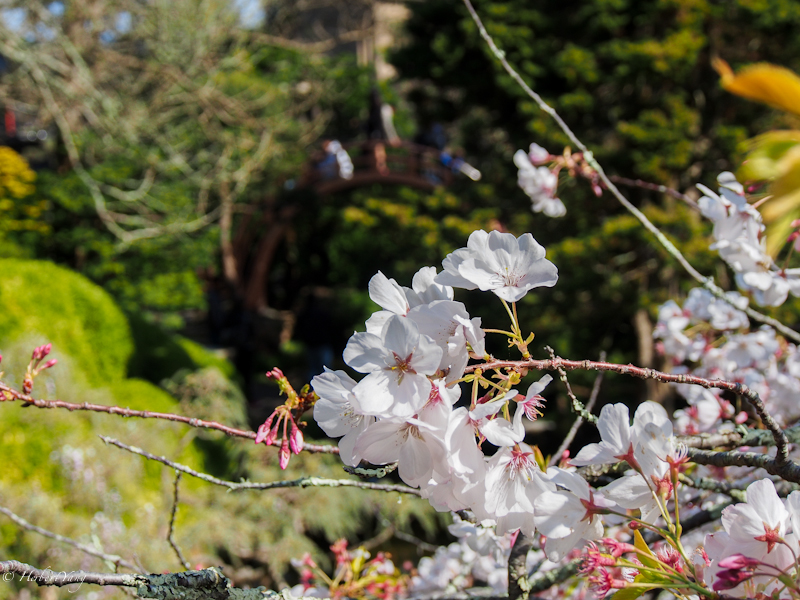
(654, 286), (800, 433)
(698, 172), (800, 306)
(312, 229), (694, 568)
(514, 144), (567, 218)
(703, 479), (800, 597)
(409, 516), (513, 595)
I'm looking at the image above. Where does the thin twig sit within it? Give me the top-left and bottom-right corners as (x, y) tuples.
(460, 0), (800, 345)
(544, 347), (597, 425)
(392, 529), (439, 553)
(466, 356), (790, 462)
(609, 175), (699, 210)
(167, 472), (191, 571)
(0, 382), (338, 454)
(0, 505), (140, 572)
(100, 436), (422, 496)
(550, 352), (606, 466)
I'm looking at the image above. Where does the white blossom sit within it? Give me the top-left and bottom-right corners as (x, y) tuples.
(436, 230), (558, 302)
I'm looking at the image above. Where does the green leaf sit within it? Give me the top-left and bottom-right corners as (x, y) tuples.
(633, 530), (661, 571)
(611, 585), (648, 600)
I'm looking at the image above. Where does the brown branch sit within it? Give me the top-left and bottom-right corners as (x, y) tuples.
(100, 435), (422, 496)
(609, 175), (699, 210)
(167, 472), (191, 571)
(0, 382), (338, 454)
(466, 357), (790, 462)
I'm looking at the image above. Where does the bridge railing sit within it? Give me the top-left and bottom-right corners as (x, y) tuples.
(300, 140), (455, 194)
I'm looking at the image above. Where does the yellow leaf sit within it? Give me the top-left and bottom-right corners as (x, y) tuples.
(761, 146), (800, 257)
(633, 530), (660, 571)
(713, 58), (800, 117)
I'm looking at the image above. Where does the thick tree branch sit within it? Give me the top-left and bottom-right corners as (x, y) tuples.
(508, 533), (534, 600)
(687, 447), (800, 482)
(0, 562), (299, 599)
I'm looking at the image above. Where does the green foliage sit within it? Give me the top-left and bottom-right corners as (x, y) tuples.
(0, 258), (133, 385)
(0, 260), (438, 595)
(127, 313), (237, 385)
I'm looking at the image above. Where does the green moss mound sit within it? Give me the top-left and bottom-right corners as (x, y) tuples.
(0, 259), (440, 596)
(0, 258), (133, 384)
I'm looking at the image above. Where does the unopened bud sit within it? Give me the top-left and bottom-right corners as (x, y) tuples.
(279, 438), (291, 470)
(266, 368), (285, 380)
(289, 421), (304, 454)
(717, 554), (761, 570)
(41, 359), (57, 370)
(22, 374), (33, 395)
(714, 568), (755, 591)
(255, 413), (276, 445)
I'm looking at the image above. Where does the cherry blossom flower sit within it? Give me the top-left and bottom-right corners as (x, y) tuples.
(534, 468), (614, 561)
(435, 230), (558, 302)
(483, 443), (554, 536)
(720, 479), (789, 557)
(570, 403), (638, 468)
(343, 315), (443, 418)
(311, 368), (375, 467)
(517, 374), (551, 420)
(570, 401), (673, 477)
(354, 417), (447, 488)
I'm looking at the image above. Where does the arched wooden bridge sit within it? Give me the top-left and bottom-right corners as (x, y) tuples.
(233, 139), (476, 312)
(299, 139), (459, 194)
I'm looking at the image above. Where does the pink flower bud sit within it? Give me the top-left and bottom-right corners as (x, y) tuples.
(717, 554), (761, 570)
(289, 421), (304, 455)
(264, 419), (281, 446)
(713, 568), (755, 591)
(266, 368), (285, 380)
(255, 413), (276, 444)
(279, 438), (291, 470)
(42, 343), (52, 357)
(42, 359), (57, 370)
